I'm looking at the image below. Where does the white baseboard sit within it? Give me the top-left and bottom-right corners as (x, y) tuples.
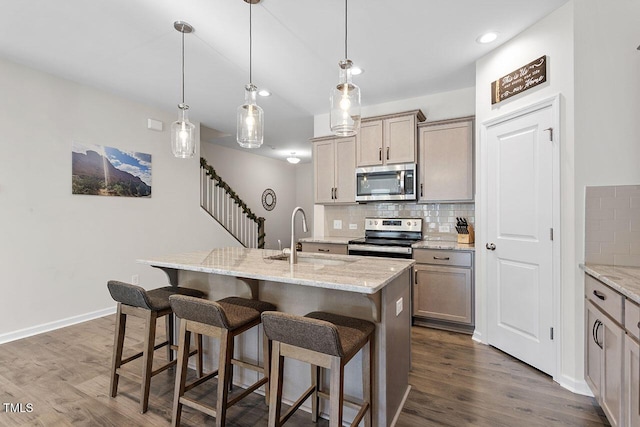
(0, 306), (116, 345)
(471, 329), (484, 343)
(557, 373), (593, 396)
(391, 385), (411, 427)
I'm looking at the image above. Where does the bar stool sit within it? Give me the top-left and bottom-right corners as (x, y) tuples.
(107, 280), (205, 413)
(169, 294), (276, 427)
(261, 311), (375, 427)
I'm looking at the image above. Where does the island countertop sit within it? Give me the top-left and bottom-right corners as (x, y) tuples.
(138, 247), (414, 294)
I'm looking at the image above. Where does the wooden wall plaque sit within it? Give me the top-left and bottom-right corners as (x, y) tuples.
(491, 55), (547, 104)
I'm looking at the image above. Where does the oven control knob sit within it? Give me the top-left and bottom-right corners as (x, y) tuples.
(374, 220), (378, 225)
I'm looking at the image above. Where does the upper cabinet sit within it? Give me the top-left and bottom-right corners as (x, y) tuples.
(312, 136), (356, 204)
(418, 117), (474, 203)
(356, 110), (426, 167)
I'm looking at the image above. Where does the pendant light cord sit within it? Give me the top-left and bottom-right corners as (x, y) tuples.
(181, 28), (185, 104)
(249, 1), (253, 84)
(344, 0), (348, 59)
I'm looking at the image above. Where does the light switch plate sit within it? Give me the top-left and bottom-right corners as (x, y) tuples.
(333, 220), (342, 229)
(395, 298), (403, 316)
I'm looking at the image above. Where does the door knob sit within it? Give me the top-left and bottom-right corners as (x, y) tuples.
(485, 243), (496, 250)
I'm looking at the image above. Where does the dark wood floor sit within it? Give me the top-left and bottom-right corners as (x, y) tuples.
(0, 315), (609, 426)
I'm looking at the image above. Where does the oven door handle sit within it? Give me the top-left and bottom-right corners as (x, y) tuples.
(347, 244), (412, 255)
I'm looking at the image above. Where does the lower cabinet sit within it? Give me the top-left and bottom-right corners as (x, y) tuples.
(624, 334), (639, 427)
(584, 273), (633, 427)
(412, 249), (474, 334)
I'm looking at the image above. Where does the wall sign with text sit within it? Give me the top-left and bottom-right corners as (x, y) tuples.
(491, 55), (547, 104)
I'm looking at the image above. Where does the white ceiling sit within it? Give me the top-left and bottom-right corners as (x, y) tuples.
(0, 0), (568, 162)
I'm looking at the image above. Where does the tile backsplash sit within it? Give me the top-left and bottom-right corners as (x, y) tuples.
(585, 185), (640, 267)
(323, 202), (475, 241)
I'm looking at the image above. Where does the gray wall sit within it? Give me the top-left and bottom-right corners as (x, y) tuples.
(0, 57), (240, 341)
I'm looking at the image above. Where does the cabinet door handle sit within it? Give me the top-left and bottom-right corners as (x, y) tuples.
(595, 320), (603, 349)
(386, 147), (390, 160)
(379, 148), (382, 161)
(420, 183), (423, 197)
(433, 256), (450, 260)
(593, 290), (606, 301)
(317, 248), (330, 252)
(334, 187), (337, 200)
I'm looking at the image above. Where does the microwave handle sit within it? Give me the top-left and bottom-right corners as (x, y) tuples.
(400, 171), (405, 194)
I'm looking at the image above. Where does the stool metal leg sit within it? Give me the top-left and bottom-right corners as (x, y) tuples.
(171, 321), (191, 427)
(140, 310), (158, 413)
(110, 304), (126, 398)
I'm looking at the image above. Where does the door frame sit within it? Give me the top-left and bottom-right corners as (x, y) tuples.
(478, 94), (561, 381)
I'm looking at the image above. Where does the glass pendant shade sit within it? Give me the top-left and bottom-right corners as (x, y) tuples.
(237, 84), (264, 148)
(171, 105), (196, 158)
(330, 59), (361, 137)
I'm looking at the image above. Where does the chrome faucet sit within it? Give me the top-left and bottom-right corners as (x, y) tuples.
(290, 206), (308, 265)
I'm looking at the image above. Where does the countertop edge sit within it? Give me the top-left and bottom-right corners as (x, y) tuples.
(580, 263), (640, 305)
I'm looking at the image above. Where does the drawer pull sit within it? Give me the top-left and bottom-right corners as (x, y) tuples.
(433, 256), (450, 261)
(317, 248), (330, 252)
(592, 290), (607, 301)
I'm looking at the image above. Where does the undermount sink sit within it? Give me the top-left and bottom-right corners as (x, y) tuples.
(267, 253), (353, 266)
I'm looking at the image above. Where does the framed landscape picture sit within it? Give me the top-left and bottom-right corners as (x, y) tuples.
(72, 142), (152, 197)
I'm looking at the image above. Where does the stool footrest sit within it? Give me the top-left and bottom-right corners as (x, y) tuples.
(184, 370), (219, 393)
(316, 390), (364, 411)
(179, 395), (217, 418)
(280, 385), (316, 426)
(227, 376), (268, 408)
(120, 340), (169, 365)
(230, 358), (265, 373)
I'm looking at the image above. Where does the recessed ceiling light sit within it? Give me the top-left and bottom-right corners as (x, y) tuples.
(286, 152), (301, 164)
(351, 66), (364, 75)
(476, 32), (498, 44)
(258, 89), (272, 97)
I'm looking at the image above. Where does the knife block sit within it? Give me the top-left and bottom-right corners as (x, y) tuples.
(457, 224), (475, 244)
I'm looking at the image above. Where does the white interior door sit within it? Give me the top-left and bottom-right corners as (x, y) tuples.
(485, 101), (556, 376)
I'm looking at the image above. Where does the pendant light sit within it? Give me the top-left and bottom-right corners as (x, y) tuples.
(171, 21), (196, 158)
(237, 0), (264, 148)
(330, 0), (361, 137)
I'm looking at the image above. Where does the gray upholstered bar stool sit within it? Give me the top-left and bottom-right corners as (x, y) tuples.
(261, 311), (375, 427)
(107, 280), (205, 413)
(169, 294), (276, 427)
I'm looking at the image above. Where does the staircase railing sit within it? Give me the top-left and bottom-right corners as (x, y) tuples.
(200, 157), (265, 248)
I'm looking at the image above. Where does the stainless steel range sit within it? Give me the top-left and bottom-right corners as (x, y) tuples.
(348, 217), (423, 258)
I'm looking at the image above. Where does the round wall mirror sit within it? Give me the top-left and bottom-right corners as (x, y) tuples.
(262, 188), (276, 211)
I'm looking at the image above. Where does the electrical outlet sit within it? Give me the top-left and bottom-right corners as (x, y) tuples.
(349, 223), (358, 230)
(132, 274), (139, 285)
(396, 298), (403, 316)
(438, 225), (451, 233)
(333, 220), (342, 229)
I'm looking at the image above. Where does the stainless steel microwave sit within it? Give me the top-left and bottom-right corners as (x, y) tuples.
(355, 163), (417, 202)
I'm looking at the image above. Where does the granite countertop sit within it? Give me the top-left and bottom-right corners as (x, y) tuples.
(581, 263), (640, 305)
(298, 236), (355, 244)
(139, 248), (414, 294)
(412, 241), (475, 251)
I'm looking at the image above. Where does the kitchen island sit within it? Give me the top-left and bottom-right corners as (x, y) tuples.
(138, 247), (414, 427)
